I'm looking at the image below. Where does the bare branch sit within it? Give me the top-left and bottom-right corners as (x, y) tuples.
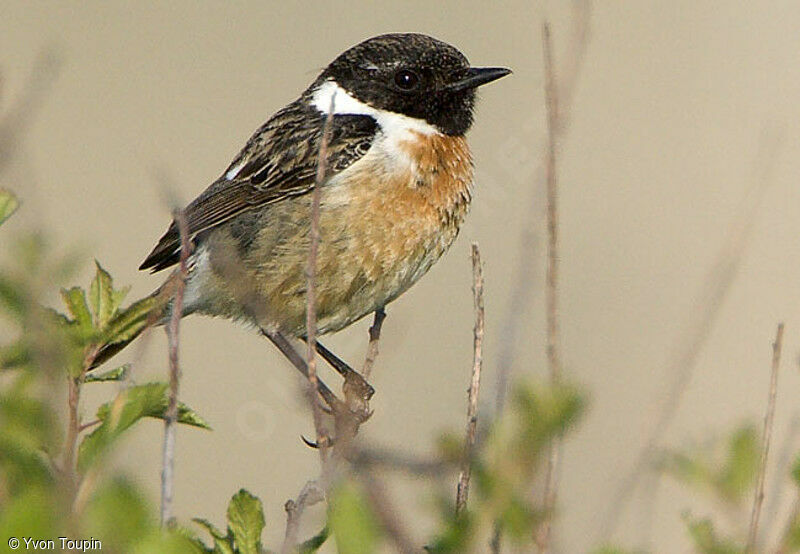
(0, 47), (62, 174)
(455, 243), (485, 516)
(160, 206), (191, 527)
(777, 498), (800, 554)
(280, 480), (325, 554)
(765, 413), (800, 542)
(494, 0), (591, 417)
(304, 92), (337, 462)
(602, 128), (784, 538)
(746, 323), (785, 552)
(362, 472), (420, 554)
(361, 308), (386, 380)
(278, 90), (340, 554)
(538, 20), (562, 553)
(352, 446), (446, 477)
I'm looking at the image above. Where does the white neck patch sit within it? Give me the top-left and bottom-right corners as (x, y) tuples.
(311, 80), (440, 137)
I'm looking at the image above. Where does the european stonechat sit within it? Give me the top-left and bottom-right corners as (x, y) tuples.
(95, 33), (510, 375)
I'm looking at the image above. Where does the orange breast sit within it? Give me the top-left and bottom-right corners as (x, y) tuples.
(345, 132), (474, 285)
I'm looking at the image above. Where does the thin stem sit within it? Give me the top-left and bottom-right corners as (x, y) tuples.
(602, 128), (784, 538)
(62, 377), (81, 481)
(280, 480), (325, 554)
(361, 308), (386, 381)
(78, 419), (101, 432)
(362, 472), (419, 554)
(62, 344), (99, 491)
(745, 322), (784, 552)
(455, 243), (485, 516)
(538, 20), (562, 553)
(304, 92), (336, 462)
(160, 206), (191, 527)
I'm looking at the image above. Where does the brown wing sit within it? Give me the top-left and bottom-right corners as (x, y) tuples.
(139, 103), (377, 272)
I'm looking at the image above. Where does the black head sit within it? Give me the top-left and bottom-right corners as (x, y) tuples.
(309, 33), (511, 136)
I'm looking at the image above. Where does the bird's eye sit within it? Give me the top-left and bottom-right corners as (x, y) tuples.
(393, 69), (420, 91)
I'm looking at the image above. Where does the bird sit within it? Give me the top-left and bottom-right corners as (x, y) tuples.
(93, 33), (510, 386)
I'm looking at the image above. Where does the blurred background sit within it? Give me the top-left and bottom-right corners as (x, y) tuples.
(3, 1), (800, 551)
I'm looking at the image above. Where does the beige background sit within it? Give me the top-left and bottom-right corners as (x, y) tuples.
(3, 1), (800, 552)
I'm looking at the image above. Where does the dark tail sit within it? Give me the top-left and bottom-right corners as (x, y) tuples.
(89, 274), (179, 370)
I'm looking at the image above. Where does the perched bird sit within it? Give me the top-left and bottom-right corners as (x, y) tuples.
(94, 33), (510, 375)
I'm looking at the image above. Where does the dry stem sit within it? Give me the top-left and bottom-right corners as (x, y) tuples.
(602, 129), (784, 538)
(280, 92), (338, 554)
(361, 308), (386, 380)
(455, 243), (485, 516)
(160, 206), (190, 526)
(538, 20), (562, 553)
(304, 93), (336, 462)
(280, 480), (325, 554)
(746, 322), (784, 552)
(362, 472), (419, 554)
(494, 0), (590, 418)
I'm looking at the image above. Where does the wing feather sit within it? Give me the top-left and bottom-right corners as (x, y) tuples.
(139, 104), (377, 272)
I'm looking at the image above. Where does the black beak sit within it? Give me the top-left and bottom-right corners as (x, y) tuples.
(443, 66), (512, 92)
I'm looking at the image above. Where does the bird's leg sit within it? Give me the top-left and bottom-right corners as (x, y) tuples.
(308, 340), (374, 429)
(311, 341), (375, 401)
(259, 327), (339, 412)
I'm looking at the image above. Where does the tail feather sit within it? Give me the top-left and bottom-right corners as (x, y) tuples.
(89, 273), (181, 370)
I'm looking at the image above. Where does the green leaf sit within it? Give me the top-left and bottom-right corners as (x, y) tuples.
(85, 364), (129, 383)
(60, 286), (93, 336)
(683, 512), (743, 554)
(78, 383), (210, 472)
(0, 274), (26, 319)
(662, 425), (759, 507)
(0, 189), (19, 226)
(193, 518), (229, 541)
(299, 526), (329, 553)
(89, 261), (115, 328)
(716, 425), (758, 503)
(226, 489), (265, 554)
(0, 341), (30, 369)
(0, 487), (56, 545)
(193, 518), (234, 554)
(0, 391), (60, 493)
(130, 530), (208, 554)
(329, 481), (380, 554)
(791, 454), (800, 487)
(84, 477), (154, 550)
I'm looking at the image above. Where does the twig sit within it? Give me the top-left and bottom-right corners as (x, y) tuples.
(601, 128), (784, 538)
(492, 8), (592, 551)
(361, 472), (419, 554)
(279, 90), (337, 554)
(160, 206), (191, 526)
(494, 0), (591, 418)
(62, 376), (81, 482)
(62, 345), (101, 490)
(777, 498), (800, 554)
(0, 47), (62, 174)
(361, 308), (386, 380)
(78, 419), (101, 432)
(352, 446), (446, 476)
(455, 243), (485, 516)
(765, 413), (800, 542)
(280, 480), (325, 554)
(538, 21), (562, 553)
(746, 323), (784, 552)
(304, 92), (337, 461)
